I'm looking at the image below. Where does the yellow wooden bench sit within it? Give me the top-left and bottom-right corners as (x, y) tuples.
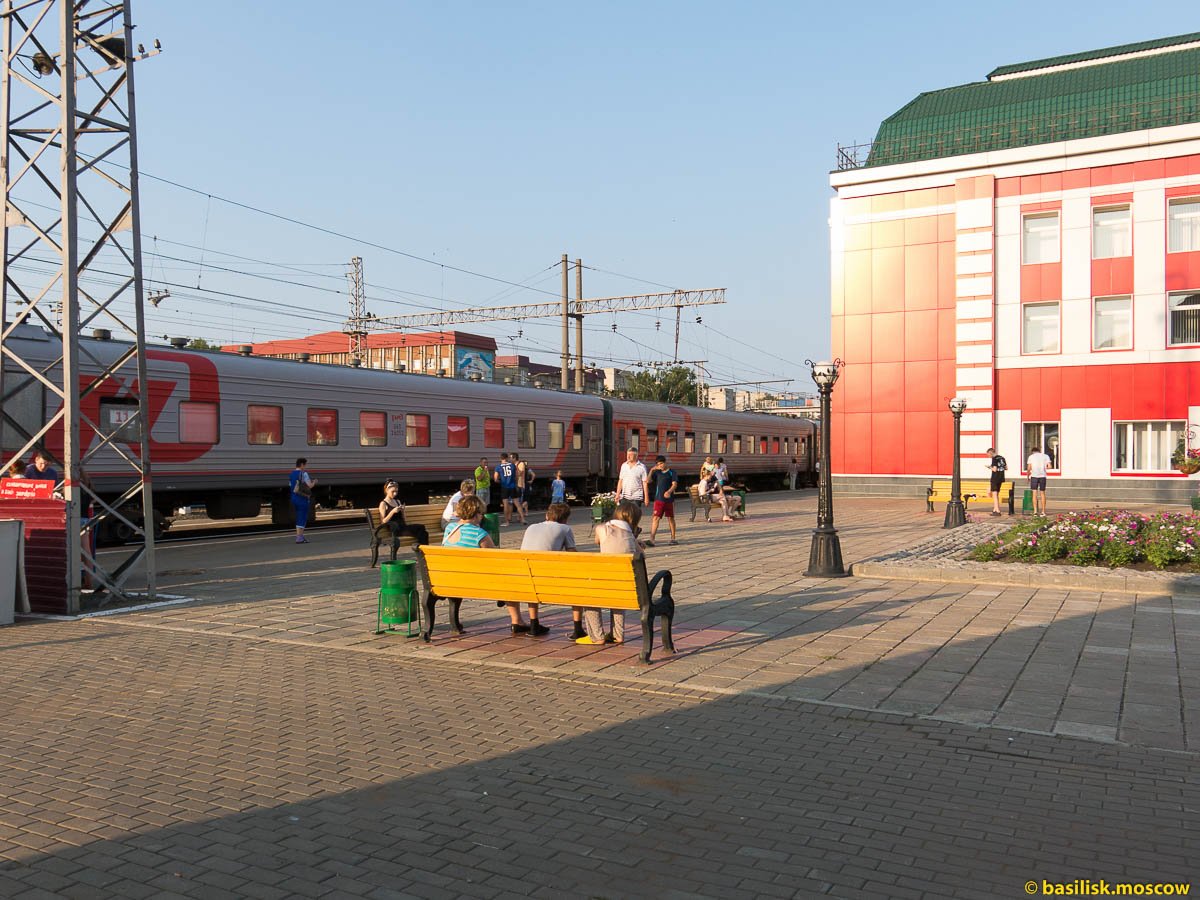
(366, 503), (444, 567)
(413, 546), (676, 664)
(926, 479), (1014, 515)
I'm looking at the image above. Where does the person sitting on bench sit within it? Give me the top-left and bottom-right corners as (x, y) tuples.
(379, 480), (430, 557)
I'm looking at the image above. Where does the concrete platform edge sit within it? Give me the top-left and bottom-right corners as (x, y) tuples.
(849, 560), (1200, 597)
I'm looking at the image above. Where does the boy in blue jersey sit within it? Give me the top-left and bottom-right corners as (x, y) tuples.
(493, 452), (523, 525)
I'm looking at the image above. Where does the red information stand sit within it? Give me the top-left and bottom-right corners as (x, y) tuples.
(0, 481), (67, 613)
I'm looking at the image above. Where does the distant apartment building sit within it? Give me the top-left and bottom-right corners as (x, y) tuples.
(493, 355), (606, 393)
(222, 331), (497, 380)
(830, 32), (1200, 502)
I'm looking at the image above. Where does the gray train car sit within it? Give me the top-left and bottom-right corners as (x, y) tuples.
(2, 324), (815, 532)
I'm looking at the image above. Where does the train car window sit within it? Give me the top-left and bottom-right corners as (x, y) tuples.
(703, 432), (712, 454)
(99, 398), (140, 443)
(717, 433), (727, 454)
(630, 429), (640, 451)
(646, 430), (659, 454)
(307, 408), (338, 446)
(616, 427), (626, 451)
(548, 422), (564, 450)
(359, 411), (387, 447)
(572, 423), (583, 450)
(179, 401), (218, 445)
(772, 437), (780, 455)
(760, 436), (769, 455)
(406, 414), (431, 447)
(684, 432), (695, 453)
(665, 430), (677, 452)
(517, 419), (536, 449)
(733, 435), (742, 454)
(745, 435), (754, 455)
(484, 417), (504, 448)
(447, 415), (470, 448)
(247, 405), (283, 445)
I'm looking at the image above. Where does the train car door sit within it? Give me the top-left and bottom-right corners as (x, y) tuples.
(587, 422), (602, 475)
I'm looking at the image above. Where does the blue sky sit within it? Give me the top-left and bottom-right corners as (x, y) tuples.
(130, 2), (1198, 392)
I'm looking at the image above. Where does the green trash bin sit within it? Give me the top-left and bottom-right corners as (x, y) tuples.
(376, 559), (419, 636)
(1022, 489), (1034, 516)
(732, 489), (748, 518)
(482, 512), (501, 547)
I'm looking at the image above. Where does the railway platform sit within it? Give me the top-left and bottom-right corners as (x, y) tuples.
(1, 490), (1195, 897)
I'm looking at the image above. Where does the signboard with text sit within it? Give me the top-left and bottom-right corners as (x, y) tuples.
(0, 478), (54, 500)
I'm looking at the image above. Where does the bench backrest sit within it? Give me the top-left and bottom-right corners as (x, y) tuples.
(417, 546), (645, 610)
(930, 479), (1012, 495)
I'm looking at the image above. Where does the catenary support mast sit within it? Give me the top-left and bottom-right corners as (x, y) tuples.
(0, 0), (159, 611)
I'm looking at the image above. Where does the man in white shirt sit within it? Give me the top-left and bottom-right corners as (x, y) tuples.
(1027, 447), (1052, 516)
(616, 448), (649, 505)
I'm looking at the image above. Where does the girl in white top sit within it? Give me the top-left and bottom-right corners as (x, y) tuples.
(441, 479), (476, 530)
(578, 500), (644, 645)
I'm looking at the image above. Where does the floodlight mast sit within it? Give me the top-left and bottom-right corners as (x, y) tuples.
(0, 0), (159, 612)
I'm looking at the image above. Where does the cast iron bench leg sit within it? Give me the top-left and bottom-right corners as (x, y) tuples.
(640, 570), (676, 665)
(421, 590), (439, 642)
(370, 538), (380, 568)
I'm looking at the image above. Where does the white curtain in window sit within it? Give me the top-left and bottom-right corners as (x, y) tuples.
(1092, 207), (1131, 258)
(1023, 302), (1059, 353)
(1168, 199), (1200, 253)
(1093, 296), (1132, 350)
(1023, 213), (1060, 264)
(1114, 421), (1184, 471)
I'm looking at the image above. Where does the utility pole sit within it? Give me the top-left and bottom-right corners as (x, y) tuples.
(574, 259), (584, 392)
(674, 306), (681, 362)
(1, 1), (161, 612)
(560, 253), (569, 390)
(345, 256), (366, 365)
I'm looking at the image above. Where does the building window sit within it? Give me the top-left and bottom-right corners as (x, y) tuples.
(447, 415), (470, 448)
(1022, 301), (1059, 354)
(359, 411), (387, 447)
(1023, 422), (1060, 472)
(179, 401), (218, 444)
(716, 433), (727, 454)
(1093, 296), (1132, 350)
(247, 405), (283, 445)
(1022, 212), (1060, 264)
(733, 435), (742, 454)
(517, 419), (536, 449)
(406, 413), (430, 447)
(1092, 206), (1131, 259)
(1167, 198), (1200, 253)
(572, 423), (583, 450)
(307, 408), (338, 446)
(1168, 291), (1200, 346)
(548, 421), (564, 449)
(484, 417), (504, 448)
(684, 431), (695, 454)
(1114, 421), (1186, 472)
(666, 430), (678, 452)
(646, 430), (659, 454)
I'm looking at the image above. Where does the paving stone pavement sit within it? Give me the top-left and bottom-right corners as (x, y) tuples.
(1, 615), (1197, 899)
(88, 493), (1200, 752)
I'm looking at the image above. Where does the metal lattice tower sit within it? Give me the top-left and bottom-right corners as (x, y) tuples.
(344, 256), (366, 365)
(0, 0), (158, 612)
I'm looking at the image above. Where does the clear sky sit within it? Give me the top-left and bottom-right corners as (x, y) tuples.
(127, 1), (1197, 393)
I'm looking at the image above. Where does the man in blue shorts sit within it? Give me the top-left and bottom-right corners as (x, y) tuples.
(494, 452), (523, 525)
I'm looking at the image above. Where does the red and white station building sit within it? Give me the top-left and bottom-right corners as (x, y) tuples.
(828, 32), (1200, 502)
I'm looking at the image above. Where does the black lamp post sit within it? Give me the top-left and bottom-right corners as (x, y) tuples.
(804, 359), (847, 578)
(944, 397), (968, 529)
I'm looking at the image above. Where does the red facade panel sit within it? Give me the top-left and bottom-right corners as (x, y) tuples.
(904, 360), (939, 411)
(903, 310), (939, 362)
(871, 313), (906, 362)
(903, 411), (939, 473)
(871, 413), (905, 473)
(843, 413), (872, 472)
(871, 247), (904, 311)
(871, 362), (904, 412)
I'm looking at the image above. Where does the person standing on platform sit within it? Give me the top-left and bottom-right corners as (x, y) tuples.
(551, 470), (567, 505)
(987, 447), (1008, 517)
(289, 458), (316, 544)
(474, 457), (492, 510)
(616, 448), (649, 507)
(714, 457), (730, 487)
(788, 457), (799, 491)
(1027, 445), (1052, 516)
(494, 452), (522, 525)
(646, 455), (678, 547)
(24, 450), (59, 484)
(515, 454), (535, 520)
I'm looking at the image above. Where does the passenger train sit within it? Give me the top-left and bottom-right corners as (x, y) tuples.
(1, 324), (818, 537)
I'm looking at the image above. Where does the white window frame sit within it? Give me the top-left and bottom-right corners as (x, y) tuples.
(1092, 295), (1132, 351)
(1022, 212), (1060, 264)
(1167, 198), (1200, 253)
(1168, 291), (1200, 347)
(1022, 422), (1060, 473)
(1092, 205), (1131, 259)
(1022, 301), (1060, 355)
(1113, 420), (1187, 473)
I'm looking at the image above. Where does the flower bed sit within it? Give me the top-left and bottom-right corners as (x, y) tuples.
(968, 510), (1200, 570)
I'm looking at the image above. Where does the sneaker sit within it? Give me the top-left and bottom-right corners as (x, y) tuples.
(644, 540), (655, 548)
(990, 511), (1001, 517)
(529, 622), (550, 637)
(669, 539), (678, 545)
(511, 623), (530, 635)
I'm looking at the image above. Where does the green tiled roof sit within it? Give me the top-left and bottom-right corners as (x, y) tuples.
(864, 37), (1200, 168)
(988, 31), (1200, 78)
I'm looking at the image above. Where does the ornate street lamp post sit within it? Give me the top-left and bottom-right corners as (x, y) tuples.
(944, 397), (968, 529)
(805, 359), (847, 578)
